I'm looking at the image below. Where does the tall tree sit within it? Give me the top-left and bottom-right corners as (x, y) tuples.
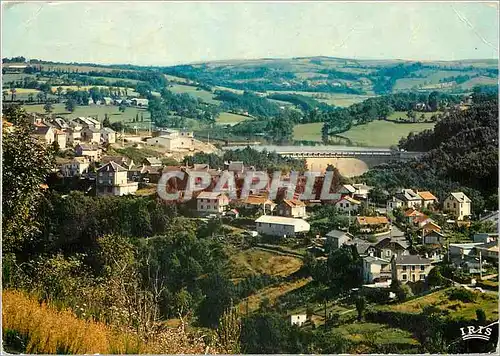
(65, 99), (76, 113)
(43, 102), (54, 114)
(2, 107), (55, 253)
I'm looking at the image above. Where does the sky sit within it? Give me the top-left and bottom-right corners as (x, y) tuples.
(2, 1), (499, 66)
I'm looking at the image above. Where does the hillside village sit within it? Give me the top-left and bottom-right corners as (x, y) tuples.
(2, 37), (499, 356)
(6, 108), (498, 290)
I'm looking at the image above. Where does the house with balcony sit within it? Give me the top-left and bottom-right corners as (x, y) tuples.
(362, 256), (392, 283)
(96, 161), (138, 196)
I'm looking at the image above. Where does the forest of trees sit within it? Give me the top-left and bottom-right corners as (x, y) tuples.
(185, 146), (307, 172)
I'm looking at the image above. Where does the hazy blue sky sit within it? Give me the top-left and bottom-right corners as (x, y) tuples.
(2, 1), (499, 65)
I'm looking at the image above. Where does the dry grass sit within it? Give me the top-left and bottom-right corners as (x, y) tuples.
(2, 289), (147, 354)
(2, 289), (216, 354)
(229, 248), (303, 279)
(236, 278), (312, 313)
(378, 288), (499, 320)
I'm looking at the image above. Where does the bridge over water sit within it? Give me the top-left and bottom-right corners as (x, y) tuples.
(222, 145), (424, 176)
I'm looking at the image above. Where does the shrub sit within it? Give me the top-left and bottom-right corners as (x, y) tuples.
(446, 288), (477, 303)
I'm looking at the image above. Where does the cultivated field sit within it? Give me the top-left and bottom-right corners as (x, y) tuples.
(22, 103), (151, 124)
(168, 83), (219, 104)
(338, 120), (435, 147)
(293, 122), (324, 142)
(216, 112), (251, 125)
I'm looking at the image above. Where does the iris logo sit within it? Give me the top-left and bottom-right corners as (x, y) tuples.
(460, 321), (498, 342)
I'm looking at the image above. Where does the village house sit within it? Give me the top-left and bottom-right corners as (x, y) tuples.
(362, 256), (392, 283)
(386, 196), (405, 213)
(32, 125), (55, 145)
(443, 192), (471, 220)
(255, 215), (310, 237)
(391, 255), (433, 283)
(277, 199), (307, 218)
(100, 127), (116, 144)
(352, 183), (373, 200)
(81, 126), (101, 143)
(103, 97), (113, 105)
(417, 191), (438, 208)
(72, 117), (101, 130)
(404, 208), (424, 224)
(419, 220), (442, 235)
(196, 191), (230, 215)
(344, 238), (377, 257)
(355, 216), (390, 234)
(50, 117), (70, 131)
(395, 189), (422, 209)
(226, 161), (245, 174)
(146, 129), (194, 151)
(335, 195), (361, 213)
(374, 237), (409, 259)
(472, 241), (499, 260)
(449, 242), (483, 259)
(131, 98), (149, 107)
(53, 129), (67, 149)
(422, 230), (445, 245)
(290, 314), (308, 327)
(473, 233), (498, 244)
(142, 157), (162, 167)
(96, 161), (138, 196)
(412, 214), (435, 229)
(61, 157), (90, 177)
(75, 144), (102, 162)
(101, 156), (135, 170)
(240, 194), (276, 214)
(326, 229), (354, 249)
(66, 125), (82, 145)
(338, 184), (356, 197)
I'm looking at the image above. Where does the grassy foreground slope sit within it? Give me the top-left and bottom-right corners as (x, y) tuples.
(2, 289), (213, 354)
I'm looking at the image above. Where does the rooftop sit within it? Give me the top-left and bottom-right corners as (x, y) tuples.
(363, 256), (391, 265)
(255, 215), (309, 226)
(326, 229), (353, 239)
(418, 191), (438, 201)
(356, 216), (389, 225)
(449, 192), (471, 203)
(197, 191), (227, 200)
(393, 255), (432, 265)
(97, 161), (127, 173)
(282, 199), (306, 208)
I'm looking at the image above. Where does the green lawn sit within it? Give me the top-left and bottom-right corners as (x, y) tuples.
(267, 91), (372, 107)
(293, 122), (324, 142)
(339, 120), (435, 147)
(22, 103), (151, 125)
(336, 322), (419, 346)
(168, 84), (219, 104)
(216, 112), (251, 125)
(386, 111), (439, 122)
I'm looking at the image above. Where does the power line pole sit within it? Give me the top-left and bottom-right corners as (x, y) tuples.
(479, 250), (483, 280)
